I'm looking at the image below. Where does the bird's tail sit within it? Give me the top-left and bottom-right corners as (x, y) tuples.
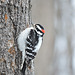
(21, 61), (26, 75)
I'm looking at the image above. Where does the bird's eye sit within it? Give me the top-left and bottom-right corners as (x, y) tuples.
(36, 27), (40, 31)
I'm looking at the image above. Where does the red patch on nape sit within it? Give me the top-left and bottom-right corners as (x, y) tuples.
(41, 29), (45, 33)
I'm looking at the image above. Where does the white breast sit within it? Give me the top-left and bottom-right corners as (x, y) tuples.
(17, 27), (34, 52)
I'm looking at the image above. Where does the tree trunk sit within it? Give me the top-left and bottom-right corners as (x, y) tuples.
(0, 0), (33, 75)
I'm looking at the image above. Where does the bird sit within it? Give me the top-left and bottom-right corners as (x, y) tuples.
(17, 24), (45, 75)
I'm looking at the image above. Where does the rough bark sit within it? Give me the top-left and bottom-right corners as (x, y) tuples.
(0, 0), (33, 75)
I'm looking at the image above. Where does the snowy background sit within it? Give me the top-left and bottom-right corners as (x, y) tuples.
(32, 0), (75, 75)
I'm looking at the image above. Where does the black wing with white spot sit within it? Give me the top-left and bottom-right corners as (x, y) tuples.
(25, 29), (38, 60)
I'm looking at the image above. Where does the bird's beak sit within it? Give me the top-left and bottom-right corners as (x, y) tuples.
(32, 24), (35, 28)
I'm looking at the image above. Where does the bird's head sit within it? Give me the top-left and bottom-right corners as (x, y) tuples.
(34, 24), (45, 36)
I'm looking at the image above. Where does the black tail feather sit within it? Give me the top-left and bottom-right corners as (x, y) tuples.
(21, 61), (26, 75)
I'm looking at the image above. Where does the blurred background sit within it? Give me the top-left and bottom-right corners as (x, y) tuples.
(32, 0), (75, 75)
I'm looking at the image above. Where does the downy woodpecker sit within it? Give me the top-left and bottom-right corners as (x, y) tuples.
(17, 24), (45, 75)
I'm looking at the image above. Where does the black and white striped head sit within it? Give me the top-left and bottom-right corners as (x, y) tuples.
(35, 24), (45, 36)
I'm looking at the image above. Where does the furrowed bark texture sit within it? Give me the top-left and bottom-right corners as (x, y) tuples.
(0, 0), (33, 75)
